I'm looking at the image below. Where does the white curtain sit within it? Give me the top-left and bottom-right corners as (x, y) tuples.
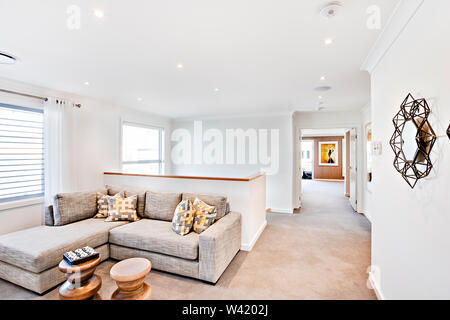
(44, 98), (77, 206)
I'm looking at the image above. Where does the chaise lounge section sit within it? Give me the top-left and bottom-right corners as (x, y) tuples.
(0, 187), (241, 294)
(0, 218), (126, 294)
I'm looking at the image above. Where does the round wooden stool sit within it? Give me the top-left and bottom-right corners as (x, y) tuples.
(58, 257), (102, 300)
(110, 258), (152, 300)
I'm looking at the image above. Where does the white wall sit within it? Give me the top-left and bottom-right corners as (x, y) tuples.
(293, 110), (366, 213)
(367, 0), (450, 299)
(0, 77), (173, 235)
(104, 173), (267, 251)
(171, 114), (294, 213)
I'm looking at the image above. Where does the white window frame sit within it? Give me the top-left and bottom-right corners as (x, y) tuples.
(120, 121), (165, 175)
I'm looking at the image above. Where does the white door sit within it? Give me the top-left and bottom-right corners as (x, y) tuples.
(349, 128), (357, 211)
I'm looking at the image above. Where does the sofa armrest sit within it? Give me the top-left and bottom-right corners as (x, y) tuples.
(44, 205), (54, 226)
(199, 211), (241, 283)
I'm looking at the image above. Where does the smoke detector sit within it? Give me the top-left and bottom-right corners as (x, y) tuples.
(319, 2), (343, 19)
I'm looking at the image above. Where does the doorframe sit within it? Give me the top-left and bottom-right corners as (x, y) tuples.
(295, 125), (363, 213)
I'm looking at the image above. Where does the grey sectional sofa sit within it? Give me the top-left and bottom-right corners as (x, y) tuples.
(0, 187), (241, 294)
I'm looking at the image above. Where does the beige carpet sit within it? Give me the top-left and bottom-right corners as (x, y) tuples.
(0, 180), (375, 300)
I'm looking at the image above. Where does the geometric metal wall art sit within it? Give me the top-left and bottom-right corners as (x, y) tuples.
(389, 93), (437, 189)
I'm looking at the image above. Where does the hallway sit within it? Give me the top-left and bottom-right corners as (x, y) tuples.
(263, 180), (375, 299)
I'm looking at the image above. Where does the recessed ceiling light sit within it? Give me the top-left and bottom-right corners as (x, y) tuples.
(214, 88), (220, 92)
(324, 38), (333, 45)
(318, 96), (323, 99)
(93, 9), (104, 18)
(176, 63), (184, 69)
(84, 81), (90, 86)
(0, 52), (17, 64)
(137, 97), (143, 101)
(320, 76), (326, 81)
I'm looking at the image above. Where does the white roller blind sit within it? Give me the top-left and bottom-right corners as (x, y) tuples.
(0, 103), (44, 202)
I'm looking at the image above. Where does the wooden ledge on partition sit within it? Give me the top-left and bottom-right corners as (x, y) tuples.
(103, 172), (266, 182)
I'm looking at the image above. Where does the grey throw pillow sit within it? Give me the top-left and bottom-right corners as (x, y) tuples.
(144, 191), (182, 221)
(54, 189), (107, 226)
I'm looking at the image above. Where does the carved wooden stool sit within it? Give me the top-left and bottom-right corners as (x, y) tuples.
(58, 257), (102, 300)
(110, 258), (152, 300)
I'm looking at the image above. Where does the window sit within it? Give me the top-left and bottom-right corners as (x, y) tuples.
(121, 122), (164, 175)
(301, 140), (313, 173)
(0, 103), (44, 202)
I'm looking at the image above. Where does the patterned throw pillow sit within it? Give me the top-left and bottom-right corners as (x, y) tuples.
(193, 198), (217, 234)
(105, 195), (139, 222)
(95, 192), (122, 218)
(172, 200), (195, 236)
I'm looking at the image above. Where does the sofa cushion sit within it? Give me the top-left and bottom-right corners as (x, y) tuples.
(182, 193), (228, 220)
(105, 195), (139, 222)
(172, 200), (195, 236)
(0, 219), (127, 273)
(144, 191), (181, 221)
(109, 219), (199, 260)
(54, 189), (107, 226)
(95, 192), (122, 218)
(193, 198), (217, 234)
(107, 185), (145, 217)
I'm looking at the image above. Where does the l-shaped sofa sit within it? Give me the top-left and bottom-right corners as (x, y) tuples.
(0, 186), (241, 294)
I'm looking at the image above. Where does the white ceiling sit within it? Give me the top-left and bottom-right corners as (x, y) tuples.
(0, 0), (399, 118)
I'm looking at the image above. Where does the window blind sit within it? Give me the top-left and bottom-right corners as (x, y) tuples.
(0, 103), (44, 202)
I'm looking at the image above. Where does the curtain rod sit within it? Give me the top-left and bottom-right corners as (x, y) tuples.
(0, 88), (48, 101)
(0, 88), (81, 108)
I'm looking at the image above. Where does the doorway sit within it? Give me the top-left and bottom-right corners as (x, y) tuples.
(298, 128), (357, 211)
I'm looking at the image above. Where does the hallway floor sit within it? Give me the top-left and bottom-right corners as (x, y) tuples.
(0, 180), (375, 300)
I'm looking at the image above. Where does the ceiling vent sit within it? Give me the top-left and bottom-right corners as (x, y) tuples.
(314, 86), (332, 92)
(319, 1), (343, 19)
(0, 52), (17, 64)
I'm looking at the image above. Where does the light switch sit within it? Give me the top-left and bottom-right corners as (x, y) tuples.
(373, 141), (382, 156)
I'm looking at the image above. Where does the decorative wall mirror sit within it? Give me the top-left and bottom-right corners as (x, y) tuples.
(389, 94), (436, 189)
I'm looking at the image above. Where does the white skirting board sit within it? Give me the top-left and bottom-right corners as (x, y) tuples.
(368, 272), (385, 300)
(269, 208), (293, 214)
(241, 220), (267, 251)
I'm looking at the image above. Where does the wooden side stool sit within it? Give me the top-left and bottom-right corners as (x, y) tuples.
(58, 257), (102, 300)
(110, 258), (152, 300)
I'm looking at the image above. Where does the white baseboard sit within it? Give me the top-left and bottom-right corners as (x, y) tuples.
(241, 220), (267, 251)
(364, 211), (373, 223)
(368, 273), (385, 300)
(269, 208), (293, 214)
